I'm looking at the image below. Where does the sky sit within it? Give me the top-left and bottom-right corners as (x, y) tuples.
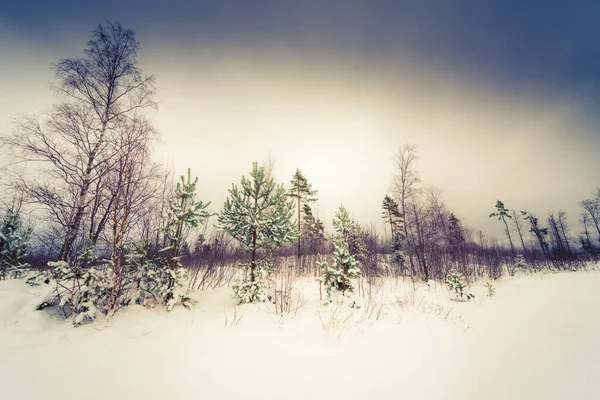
(1, 0), (600, 241)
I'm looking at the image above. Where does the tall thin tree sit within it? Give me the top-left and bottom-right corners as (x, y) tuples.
(512, 209), (528, 252)
(381, 195), (403, 240)
(289, 169), (318, 258)
(392, 144), (420, 276)
(489, 200), (516, 255)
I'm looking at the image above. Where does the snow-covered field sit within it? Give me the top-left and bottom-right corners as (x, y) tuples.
(1, 270), (599, 400)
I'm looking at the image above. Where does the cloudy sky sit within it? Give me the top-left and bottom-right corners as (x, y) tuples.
(1, 0), (599, 240)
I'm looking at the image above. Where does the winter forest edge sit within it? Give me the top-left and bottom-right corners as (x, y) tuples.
(1, 21), (599, 328)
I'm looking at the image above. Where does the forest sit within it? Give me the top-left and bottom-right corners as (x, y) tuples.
(1, 21), (599, 326)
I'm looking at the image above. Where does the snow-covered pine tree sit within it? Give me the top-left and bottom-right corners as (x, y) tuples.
(219, 162), (298, 303)
(317, 236), (360, 298)
(332, 204), (367, 265)
(317, 205), (362, 297)
(0, 209), (31, 280)
(124, 241), (166, 307)
(42, 243), (112, 324)
(390, 233), (405, 273)
(159, 169), (211, 310)
(445, 268), (474, 301)
(289, 169), (318, 258)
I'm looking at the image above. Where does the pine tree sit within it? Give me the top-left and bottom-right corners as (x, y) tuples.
(446, 268), (474, 301)
(381, 195), (403, 239)
(159, 169), (211, 310)
(489, 200), (516, 254)
(0, 209), (31, 280)
(219, 162), (298, 303)
(522, 211), (551, 261)
(390, 234), (405, 272)
(289, 169), (318, 258)
(447, 213), (467, 275)
(381, 195), (405, 272)
(333, 204), (367, 265)
(302, 204), (326, 255)
(317, 237), (360, 297)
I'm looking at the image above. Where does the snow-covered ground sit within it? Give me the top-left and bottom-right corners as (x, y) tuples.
(1, 270), (599, 400)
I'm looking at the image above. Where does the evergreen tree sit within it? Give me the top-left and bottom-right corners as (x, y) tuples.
(445, 268), (474, 301)
(317, 236), (360, 297)
(381, 195), (403, 239)
(382, 195), (405, 272)
(522, 211), (551, 259)
(219, 162), (298, 303)
(159, 169), (211, 309)
(289, 169), (318, 258)
(333, 204), (367, 265)
(0, 209), (31, 280)
(489, 200), (516, 254)
(390, 233), (405, 272)
(447, 214), (464, 251)
(302, 204), (326, 255)
(447, 213), (466, 274)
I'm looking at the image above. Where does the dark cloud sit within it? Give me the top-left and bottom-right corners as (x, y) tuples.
(3, 0), (600, 101)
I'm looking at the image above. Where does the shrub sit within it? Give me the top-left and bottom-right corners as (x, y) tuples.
(232, 261), (272, 304)
(445, 268), (474, 301)
(0, 210), (31, 280)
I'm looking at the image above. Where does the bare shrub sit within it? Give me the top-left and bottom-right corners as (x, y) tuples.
(396, 292), (461, 323)
(357, 276), (386, 322)
(271, 265), (307, 316)
(192, 262), (237, 291)
(224, 306), (244, 327)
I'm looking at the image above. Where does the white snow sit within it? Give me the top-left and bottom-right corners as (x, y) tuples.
(1, 270), (599, 399)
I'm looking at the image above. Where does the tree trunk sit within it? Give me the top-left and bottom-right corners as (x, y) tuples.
(401, 199), (416, 278)
(548, 216), (564, 253)
(583, 218), (591, 245)
(558, 218), (572, 254)
(297, 188), (301, 258)
(412, 203), (428, 281)
(59, 121), (107, 261)
(512, 210), (527, 252)
(502, 218), (516, 255)
(250, 228), (257, 282)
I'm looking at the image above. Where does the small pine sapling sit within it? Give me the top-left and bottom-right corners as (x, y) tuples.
(159, 169), (211, 310)
(514, 254), (528, 271)
(231, 260), (273, 304)
(316, 236), (360, 298)
(445, 268), (474, 301)
(0, 209), (31, 280)
(43, 245), (114, 325)
(26, 271), (48, 286)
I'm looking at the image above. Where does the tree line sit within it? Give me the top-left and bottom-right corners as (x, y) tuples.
(0, 21), (597, 322)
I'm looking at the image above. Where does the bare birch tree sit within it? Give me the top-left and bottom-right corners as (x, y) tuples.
(392, 144), (420, 277)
